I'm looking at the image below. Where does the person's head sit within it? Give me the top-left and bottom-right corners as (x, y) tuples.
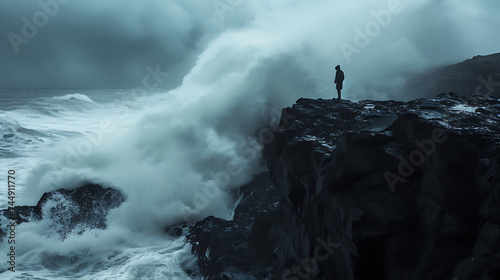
(335, 65), (340, 70)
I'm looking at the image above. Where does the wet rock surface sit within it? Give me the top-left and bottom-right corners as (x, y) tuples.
(186, 173), (280, 280)
(270, 93), (500, 280)
(0, 184), (124, 240)
(188, 93), (500, 280)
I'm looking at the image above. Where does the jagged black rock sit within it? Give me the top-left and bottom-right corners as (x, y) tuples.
(188, 93), (500, 280)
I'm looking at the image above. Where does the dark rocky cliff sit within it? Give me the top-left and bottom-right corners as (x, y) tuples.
(188, 93), (500, 280)
(186, 173), (280, 279)
(404, 53), (500, 99)
(270, 93), (500, 280)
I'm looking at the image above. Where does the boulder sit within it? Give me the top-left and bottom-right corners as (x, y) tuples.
(0, 184), (124, 240)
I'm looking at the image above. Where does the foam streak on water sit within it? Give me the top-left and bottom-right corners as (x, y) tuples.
(2, 1), (500, 278)
(0, 89), (199, 279)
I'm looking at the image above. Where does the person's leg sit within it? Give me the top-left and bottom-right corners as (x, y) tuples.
(337, 89), (341, 99)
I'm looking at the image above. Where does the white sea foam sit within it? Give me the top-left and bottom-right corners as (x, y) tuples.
(2, 0), (500, 278)
(52, 93), (96, 104)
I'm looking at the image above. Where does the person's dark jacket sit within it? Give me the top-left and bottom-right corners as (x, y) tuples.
(335, 70), (345, 89)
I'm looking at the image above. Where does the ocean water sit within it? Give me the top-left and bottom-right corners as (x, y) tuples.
(0, 89), (205, 279)
(2, 2), (492, 277)
(0, 89), (154, 206)
(0, 24), (317, 277)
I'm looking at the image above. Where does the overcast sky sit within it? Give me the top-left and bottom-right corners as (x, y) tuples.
(1, 0), (499, 90)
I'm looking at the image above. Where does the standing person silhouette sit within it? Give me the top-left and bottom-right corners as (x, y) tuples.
(334, 65), (344, 99)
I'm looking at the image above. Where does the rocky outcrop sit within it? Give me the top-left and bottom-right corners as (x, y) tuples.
(1, 184), (124, 240)
(186, 173), (281, 280)
(188, 93), (500, 279)
(270, 93), (500, 280)
(405, 53), (500, 99)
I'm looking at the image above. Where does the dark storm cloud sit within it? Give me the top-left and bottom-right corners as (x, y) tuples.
(20, 0), (500, 232)
(1, 0), (499, 90)
(0, 0), (224, 89)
